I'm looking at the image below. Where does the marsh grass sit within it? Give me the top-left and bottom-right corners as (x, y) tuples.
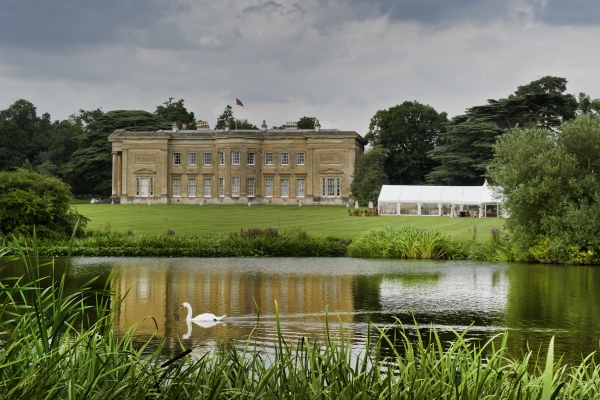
(3, 238), (600, 398)
(5, 227), (348, 257)
(467, 227), (519, 262)
(347, 225), (466, 259)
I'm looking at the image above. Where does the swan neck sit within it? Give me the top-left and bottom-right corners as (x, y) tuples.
(185, 304), (192, 320)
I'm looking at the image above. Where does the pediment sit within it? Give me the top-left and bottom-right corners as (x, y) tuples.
(133, 168), (157, 175)
(318, 167), (345, 175)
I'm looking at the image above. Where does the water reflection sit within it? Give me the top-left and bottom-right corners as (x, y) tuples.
(2, 257), (600, 365)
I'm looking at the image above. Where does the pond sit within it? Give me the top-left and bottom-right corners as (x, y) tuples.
(3, 257), (600, 365)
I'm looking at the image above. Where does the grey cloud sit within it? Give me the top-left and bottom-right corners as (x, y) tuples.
(243, 1), (285, 15)
(0, 0), (193, 52)
(342, 0), (510, 25)
(532, 0), (600, 25)
(242, 1), (305, 19)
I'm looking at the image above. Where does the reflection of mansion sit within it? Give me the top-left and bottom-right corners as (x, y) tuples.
(108, 120), (367, 205)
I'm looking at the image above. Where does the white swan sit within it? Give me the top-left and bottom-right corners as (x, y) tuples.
(180, 302), (226, 322)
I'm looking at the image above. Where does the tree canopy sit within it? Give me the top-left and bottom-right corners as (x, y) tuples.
(488, 113), (600, 264)
(297, 116), (316, 129)
(428, 76), (578, 185)
(366, 101), (447, 185)
(155, 98), (196, 129)
(215, 105), (258, 130)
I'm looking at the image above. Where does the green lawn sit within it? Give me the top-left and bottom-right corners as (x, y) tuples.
(74, 204), (504, 242)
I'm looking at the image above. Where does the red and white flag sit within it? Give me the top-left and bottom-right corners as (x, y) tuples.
(236, 98), (244, 107)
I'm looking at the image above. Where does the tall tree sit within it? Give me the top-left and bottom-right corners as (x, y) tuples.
(155, 98), (196, 129)
(215, 105), (234, 130)
(488, 114), (600, 263)
(0, 99), (53, 169)
(365, 101), (447, 185)
(350, 146), (388, 206)
(61, 110), (169, 196)
(215, 105), (257, 130)
(0, 119), (29, 171)
(577, 92), (600, 115)
(428, 76), (578, 185)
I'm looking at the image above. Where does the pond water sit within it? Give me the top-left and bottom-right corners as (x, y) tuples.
(3, 257), (600, 365)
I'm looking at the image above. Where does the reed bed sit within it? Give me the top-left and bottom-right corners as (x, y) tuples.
(347, 225), (465, 259)
(2, 241), (600, 398)
(4, 227), (348, 257)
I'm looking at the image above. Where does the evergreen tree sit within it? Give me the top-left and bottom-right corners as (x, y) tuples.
(61, 110), (170, 196)
(215, 105), (234, 130)
(215, 105), (257, 130)
(427, 76), (578, 185)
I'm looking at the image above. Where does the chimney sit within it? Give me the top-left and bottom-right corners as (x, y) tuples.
(197, 120), (210, 130)
(314, 119), (321, 132)
(261, 120), (267, 132)
(172, 121), (179, 132)
(285, 121), (298, 130)
(182, 123), (188, 130)
(224, 120), (230, 131)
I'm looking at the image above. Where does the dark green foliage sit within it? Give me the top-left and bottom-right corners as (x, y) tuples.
(155, 97), (196, 128)
(0, 99), (53, 171)
(0, 119), (29, 171)
(488, 113), (600, 263)
(215, 105), (257, 130)
(93, 109), (170, 132)
(350, 146), (388, 206)
(0, 169), (88, 238)
(427, 117), (504, 185)
(297, 116), (316, 129)
(366, 101), (447, 185)
(578, 92), (600, 115)
(235, 118), (258, 129)
(61, 109), (170, 196)
(428, 76), (579, 185)
(215, 105), (234, 130)
(8, 228), (347, 257)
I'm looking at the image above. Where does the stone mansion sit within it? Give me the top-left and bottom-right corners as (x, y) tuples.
(108, 120), (367, 205)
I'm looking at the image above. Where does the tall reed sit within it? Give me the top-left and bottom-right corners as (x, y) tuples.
(348, 225), (464, 259)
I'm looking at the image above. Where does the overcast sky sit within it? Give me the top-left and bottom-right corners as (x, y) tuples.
(1, 0), (599, 133)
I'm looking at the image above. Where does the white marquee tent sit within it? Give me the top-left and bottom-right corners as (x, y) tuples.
(377, 182), (503, 218)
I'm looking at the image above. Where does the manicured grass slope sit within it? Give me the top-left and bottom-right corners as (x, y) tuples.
(75, 204), (503, 241)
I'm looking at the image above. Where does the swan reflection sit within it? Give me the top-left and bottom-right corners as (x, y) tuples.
(183, 319), (223, 339)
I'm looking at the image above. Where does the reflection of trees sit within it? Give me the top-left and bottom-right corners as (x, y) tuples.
(504, 264), (600, 364)
(352, 275), (382, 323)
(0, 257), (113, 328)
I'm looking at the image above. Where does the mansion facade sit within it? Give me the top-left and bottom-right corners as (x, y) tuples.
(108, 120), (367, 205)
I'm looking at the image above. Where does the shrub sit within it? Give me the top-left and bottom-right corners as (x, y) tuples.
(0, 169), (88, 238)
(348, 225), (463, 259)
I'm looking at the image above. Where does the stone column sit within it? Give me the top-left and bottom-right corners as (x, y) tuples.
(241, 149), (247, 196)
(116, 152), (122, 196)
(307, 147), (314, 197)
(111, 152), (118, 198)
(225, 149), (231, 196)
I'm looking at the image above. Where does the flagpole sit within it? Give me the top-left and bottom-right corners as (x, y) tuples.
(234, 97), (237, 130)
